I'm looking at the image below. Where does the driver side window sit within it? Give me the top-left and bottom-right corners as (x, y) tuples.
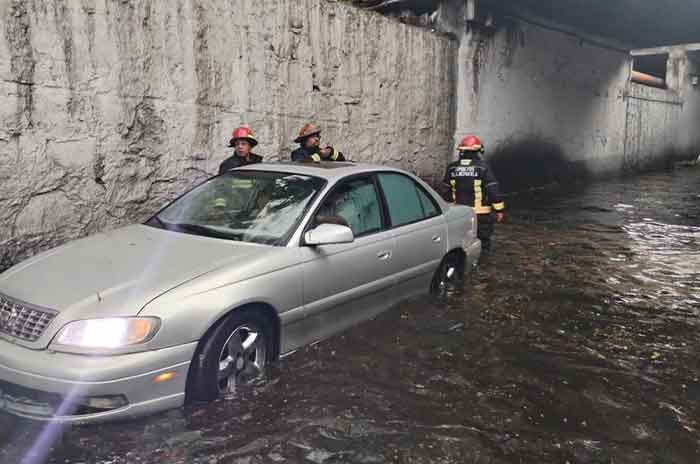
(315, 177), (383, 237)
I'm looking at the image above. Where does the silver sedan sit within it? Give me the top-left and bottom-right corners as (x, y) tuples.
(0, 162), (480, 423)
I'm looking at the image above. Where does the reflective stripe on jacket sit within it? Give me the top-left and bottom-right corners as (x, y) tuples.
(443, 157), (504, 214)
(291, 146), (345, 162)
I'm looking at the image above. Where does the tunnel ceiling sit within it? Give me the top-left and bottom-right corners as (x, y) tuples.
(350, 1), (700, 49)
(482, 0), (700, 49)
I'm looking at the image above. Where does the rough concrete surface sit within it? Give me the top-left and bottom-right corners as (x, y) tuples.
(623, 49), (699, 172)
(447, 0), (699, 190)
(0, 0), (457, 269)
(1, 0), (698, 271)
(455, 17), (631, 181)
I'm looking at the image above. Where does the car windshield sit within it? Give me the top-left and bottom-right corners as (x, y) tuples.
(147, 170), (326, 245)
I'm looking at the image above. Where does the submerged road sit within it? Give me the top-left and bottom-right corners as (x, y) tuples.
(1, 165), (699, 463)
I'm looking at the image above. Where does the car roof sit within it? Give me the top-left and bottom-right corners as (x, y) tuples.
(232, 161), (408, 181)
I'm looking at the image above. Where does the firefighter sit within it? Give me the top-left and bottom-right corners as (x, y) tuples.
(213, 126), (263, 210)
(291, 124), (345, 162)
(219, 126), (263, 174)
(443, 135), (505, 252)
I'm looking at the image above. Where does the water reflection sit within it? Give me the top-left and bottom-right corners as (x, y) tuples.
(1, 166), (699, 463)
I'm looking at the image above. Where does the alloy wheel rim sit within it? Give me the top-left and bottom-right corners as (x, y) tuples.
(439, 260), (458, 288)
(217, 324), (266, 396)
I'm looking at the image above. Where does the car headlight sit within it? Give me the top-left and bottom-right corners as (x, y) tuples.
(53, 317), (160, 350)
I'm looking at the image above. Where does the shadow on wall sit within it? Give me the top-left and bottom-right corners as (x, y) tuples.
(488, 137), (591, 193)
(0, 250), (13, 274)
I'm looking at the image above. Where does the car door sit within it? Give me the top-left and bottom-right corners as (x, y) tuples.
(290, 175), (398, 346)
(376, 172), (446, 299)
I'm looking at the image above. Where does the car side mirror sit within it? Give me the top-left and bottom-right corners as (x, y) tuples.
(304, 223), (354, 246)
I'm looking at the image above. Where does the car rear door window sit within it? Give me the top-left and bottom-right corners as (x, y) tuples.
(316, 177), (383, 237)
(417, 187), (438, 218)
(378, 173), (439, 227)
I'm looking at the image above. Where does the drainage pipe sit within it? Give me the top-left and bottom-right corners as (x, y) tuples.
(631, 70), (666, 88)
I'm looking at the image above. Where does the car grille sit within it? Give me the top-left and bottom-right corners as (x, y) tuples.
(0, 294), (57, 342)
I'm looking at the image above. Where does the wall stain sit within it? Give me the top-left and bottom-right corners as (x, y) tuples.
(502, 19), (522, 68)
(110, 0), (163, 214)
(192, 0), (217, 157)
(93, 151), (106, 187)
(467, 29), (490, 121)
(471, 33), (488, 97)
(489, 136), (591, 192)
(54, 0), (77, 116)
(5, 0), (36, 129)
(81, 0), (97, 76)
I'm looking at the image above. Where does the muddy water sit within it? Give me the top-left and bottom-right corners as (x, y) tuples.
(1, 166), (699, 463)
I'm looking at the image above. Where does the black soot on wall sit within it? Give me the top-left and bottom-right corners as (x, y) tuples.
(488, 137), (591, 193)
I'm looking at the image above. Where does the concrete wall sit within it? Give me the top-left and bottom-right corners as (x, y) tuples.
(623, 83), (682, 171)
(675, 51), (700, 160)
(2, 0), (698, 271)
(624, 49), (700, 170)
(454, 17), (632, 191)
(447, 2), (700, 192)
(0, 0), (457, 269)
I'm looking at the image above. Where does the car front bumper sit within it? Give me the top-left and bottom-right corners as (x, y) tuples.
(0, 338), (197, 423)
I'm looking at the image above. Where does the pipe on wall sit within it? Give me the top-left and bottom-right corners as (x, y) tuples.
(631, 70), (666, 88)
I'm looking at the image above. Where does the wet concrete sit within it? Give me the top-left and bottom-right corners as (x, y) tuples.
(1, 165), (699, 463)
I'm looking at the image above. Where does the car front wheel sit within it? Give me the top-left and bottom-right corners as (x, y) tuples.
(187, 309), (272, 402)
(430, 251), (465, 295)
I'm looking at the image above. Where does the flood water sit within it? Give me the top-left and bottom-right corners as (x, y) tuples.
(1, 166), (699, 463)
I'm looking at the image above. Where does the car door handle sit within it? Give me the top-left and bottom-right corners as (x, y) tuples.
(432, 235), (442, 243)
(377, 251), (392, 260)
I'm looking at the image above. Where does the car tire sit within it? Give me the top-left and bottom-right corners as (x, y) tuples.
(430, 251), (465, 295)
(187, 309), (273, 402)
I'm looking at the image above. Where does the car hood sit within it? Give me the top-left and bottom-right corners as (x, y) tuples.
(0, 224), (266, 319)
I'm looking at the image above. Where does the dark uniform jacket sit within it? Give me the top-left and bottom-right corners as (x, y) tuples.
(291, 146), (345, 163)
(443, 157), (505, 215)
(218, 153), (263, 175)
(214, 153), (263, 209)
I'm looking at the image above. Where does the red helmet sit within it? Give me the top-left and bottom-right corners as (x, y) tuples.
(229, 126), (258, 147)
(294, 123), (322, 144)
(457, 135), (483, 152)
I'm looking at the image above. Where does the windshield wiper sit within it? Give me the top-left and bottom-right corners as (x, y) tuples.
(146, 215), (167, 229)
(172, 223), (244, 241)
